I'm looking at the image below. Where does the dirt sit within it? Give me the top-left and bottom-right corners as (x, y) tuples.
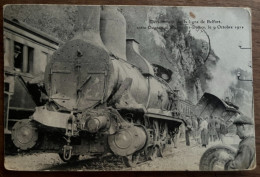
(4, 139), (228, 171)
(4, 153), (63, 171)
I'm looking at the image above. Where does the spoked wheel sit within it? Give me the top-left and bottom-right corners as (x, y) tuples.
(145, 120), (160, 161)
(123, 153), (140, 167)
(153, 120), (160, 144)
(58, 153), (79, 163)
(146, 146), (160, 161)
(159, 122), (168, 157)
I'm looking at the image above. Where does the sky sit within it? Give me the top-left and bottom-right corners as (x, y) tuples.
(181, 7), (252, 101)
(182, 7), (252, 72)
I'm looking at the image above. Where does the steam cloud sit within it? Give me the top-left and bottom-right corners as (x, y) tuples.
(206, 58), (238, 99)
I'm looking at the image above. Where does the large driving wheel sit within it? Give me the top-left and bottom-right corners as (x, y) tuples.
(146, 120), (160, 160)
(159, 122), (168, 157)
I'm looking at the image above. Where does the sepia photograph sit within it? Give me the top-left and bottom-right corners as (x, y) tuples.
(3, 5), (255, 171)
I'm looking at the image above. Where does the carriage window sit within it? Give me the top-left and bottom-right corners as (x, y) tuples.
(42, 52), (49, 62)
(14, 42), (23, 71)
(13, 41), (34, 73)
(4, 82), (10, 92)
(4, 37), (12, 67)
(28, 47), (34, 74)
(38, 52), (48, 73)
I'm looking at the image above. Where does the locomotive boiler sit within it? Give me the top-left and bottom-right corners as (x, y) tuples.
(11, 6), (184, 167)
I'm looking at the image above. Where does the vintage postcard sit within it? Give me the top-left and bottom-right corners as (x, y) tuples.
(3, 5), (255, 171)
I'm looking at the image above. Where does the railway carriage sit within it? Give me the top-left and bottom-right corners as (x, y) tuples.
(4, 18), (62, 135)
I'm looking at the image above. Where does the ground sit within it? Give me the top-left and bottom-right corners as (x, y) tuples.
(4, 138), (231, 171)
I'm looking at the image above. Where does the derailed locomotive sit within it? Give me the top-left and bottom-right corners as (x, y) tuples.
(11, 6), (187, 167)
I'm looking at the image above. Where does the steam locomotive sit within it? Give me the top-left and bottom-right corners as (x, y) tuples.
(9, 6), (195, 167)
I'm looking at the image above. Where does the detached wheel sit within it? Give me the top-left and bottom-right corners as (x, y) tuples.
(199, 145), (236, 171)
(11, 119), (39, 150)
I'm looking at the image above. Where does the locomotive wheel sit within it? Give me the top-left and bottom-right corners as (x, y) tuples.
(147, 146), (160, 161)
(153, 120), (160, 143)
(159, 122), (168, 157)
(58, 153), (79, 163)
(123, 153), (140, 167)
(146, 120), (160, 160)
(11, 119), (39, 150)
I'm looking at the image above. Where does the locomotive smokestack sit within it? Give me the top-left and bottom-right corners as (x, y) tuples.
(100, 6), (127, 60)
(73, 6), (107, 49)
(126, 39), (155, 75)
(77, 6), (100, 32)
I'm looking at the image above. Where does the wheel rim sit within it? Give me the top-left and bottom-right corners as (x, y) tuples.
(11, 119), (38, 150)
(151, 146), (159, 160)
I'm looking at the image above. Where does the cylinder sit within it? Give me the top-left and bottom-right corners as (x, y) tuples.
(85, 116), (109, 133)
(108, 126), (147, 156)
(100, 6), (127, 60)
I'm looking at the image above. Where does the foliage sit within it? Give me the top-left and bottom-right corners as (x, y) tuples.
(4, 5), (78, 41)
